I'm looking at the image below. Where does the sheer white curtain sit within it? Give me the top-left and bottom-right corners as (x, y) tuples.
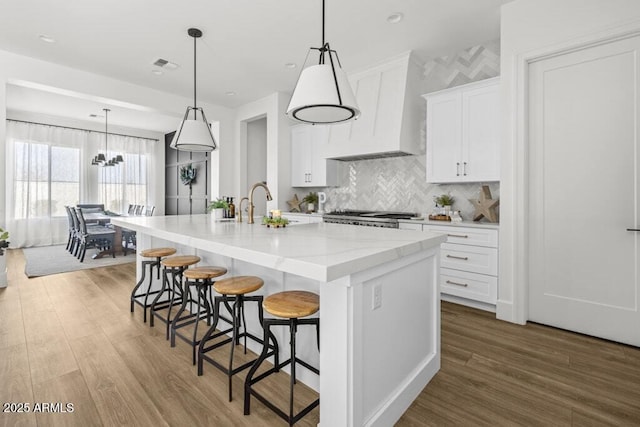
(6, 120), (156, 248)
(5, 121), (95, 247)
(98, 134), (153, 213)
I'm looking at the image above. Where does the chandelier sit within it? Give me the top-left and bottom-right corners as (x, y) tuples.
(92, 108), (124, 166)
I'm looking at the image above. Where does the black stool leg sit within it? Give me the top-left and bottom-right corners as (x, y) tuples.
(150, 265), (169, 328)
(170, 278), (191, 347)
(289, 319), (297, 421)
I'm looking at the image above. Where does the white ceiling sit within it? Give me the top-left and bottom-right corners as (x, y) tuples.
(1, 0), (512, 133)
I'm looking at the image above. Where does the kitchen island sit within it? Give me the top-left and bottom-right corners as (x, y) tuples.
(111, 214), (446, 426)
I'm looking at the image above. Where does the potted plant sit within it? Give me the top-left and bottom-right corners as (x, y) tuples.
(0, 227), (8, 256)
(302, 192), (319, 213)
(0, 227), (9, 288)
(433, 193), (455, 215)
(207, 198), (229, 220)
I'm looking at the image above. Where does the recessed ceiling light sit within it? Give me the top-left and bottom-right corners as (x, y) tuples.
(151, 69), (163, 76)
(387, 13), (404, 24)
(225, 91), (236, 96)
(285, 63), (297, 69)
(39, 34), (56, 43)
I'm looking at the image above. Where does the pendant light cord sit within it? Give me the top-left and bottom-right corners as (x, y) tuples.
(193, 33), (198, 118)
(104, 108), (109, 153)
(322, 0), (325, 46)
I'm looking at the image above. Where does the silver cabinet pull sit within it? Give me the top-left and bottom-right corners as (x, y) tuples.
(456, 162), (460, 176)
(446, 254), (469, 260)
(446, 280), (469, 287)
(447, 233), (469, 238)
(627, 228), (640, 231)
(463, 162), (467, 176)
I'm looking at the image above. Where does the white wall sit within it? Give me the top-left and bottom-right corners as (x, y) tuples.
(246, 117), (268, 216)
(499, 0), (640, 323)
(0, 49), (235, 226)
(234, 92), (292, 212)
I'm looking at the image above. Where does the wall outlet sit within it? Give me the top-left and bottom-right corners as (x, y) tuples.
(372, 283), (382, 310)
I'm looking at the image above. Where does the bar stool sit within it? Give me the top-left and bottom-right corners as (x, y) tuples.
(170, 266), (228, 365)
(244, 290), (320, 425)
(130, 247), (177, 322)
(150, 255), (201, 340)
(198, 276), (278, 402)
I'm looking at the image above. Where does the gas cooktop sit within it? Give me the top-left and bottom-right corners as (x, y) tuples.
(323, 210), (416, 228)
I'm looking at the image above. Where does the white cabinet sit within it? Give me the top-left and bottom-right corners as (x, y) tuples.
(424, 77), (500, 183)
(281, 212), (323, 226)
(399, 222), (499, 310)
(291, 125), (337, 187)
(324, 52), (423, 159)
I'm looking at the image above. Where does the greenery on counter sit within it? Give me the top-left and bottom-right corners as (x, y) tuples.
(207, 198), (229, 211)
(262, 216), (289, 228)
(433, 193), (455, 206)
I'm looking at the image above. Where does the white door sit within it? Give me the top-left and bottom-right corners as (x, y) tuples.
(528, 35), (640, 346)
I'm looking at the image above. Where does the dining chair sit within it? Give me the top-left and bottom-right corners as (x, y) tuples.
(145, 206), (155, 216)
(135, 205), (144, 216)
(74, 208), (116, 262)
(64, 206), (75, 252)
(127, 204), (136, 215)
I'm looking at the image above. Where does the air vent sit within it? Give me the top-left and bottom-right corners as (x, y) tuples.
(153, 58), (179, 70)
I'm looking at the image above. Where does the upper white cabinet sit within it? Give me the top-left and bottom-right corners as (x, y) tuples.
(424, 77), (500, 183)
(324, 52), (423, 159)
(291, 125), (338, 187)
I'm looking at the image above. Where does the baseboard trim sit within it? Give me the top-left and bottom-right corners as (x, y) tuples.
(441, 294), (496, 313)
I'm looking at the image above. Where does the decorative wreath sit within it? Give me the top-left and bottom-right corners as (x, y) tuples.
(180, 163), (197, 186)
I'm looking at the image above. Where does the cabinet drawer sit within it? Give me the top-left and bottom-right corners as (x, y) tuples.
(440, 243), (497, 276)
(423, 225), (498, 248)
(440, 268), (497, 304)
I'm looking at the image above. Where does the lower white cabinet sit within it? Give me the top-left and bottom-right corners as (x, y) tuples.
(399, 222), (499, 310)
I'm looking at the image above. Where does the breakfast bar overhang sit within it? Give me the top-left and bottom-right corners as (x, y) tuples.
(111, 214), (445, 426)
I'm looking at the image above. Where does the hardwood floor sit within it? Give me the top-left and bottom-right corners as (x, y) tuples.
(1, 248), (639, 426)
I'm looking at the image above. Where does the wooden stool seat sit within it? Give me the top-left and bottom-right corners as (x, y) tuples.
(214, 276), (263, 295)
(140, 247), (176, 258)
(161, 255), (201, 268)
(183, 266), (227, 280)
(263, 291), (319, 318)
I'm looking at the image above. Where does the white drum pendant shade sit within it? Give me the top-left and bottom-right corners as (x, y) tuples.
(170, 107), (217, 152)
(287, 63), (360, 124)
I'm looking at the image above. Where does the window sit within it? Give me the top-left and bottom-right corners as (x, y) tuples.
(98, 151), (148, 212)
(14, 141), (80, 219)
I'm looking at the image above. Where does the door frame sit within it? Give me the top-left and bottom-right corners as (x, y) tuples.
(499, 23), (640, 325)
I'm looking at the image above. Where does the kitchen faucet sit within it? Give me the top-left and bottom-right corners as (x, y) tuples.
(248, 182), (273, 224)
(236, 197), (249, 223)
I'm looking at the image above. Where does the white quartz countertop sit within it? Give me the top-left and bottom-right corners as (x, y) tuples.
(398, 219), (500, 229)
(111, 214), (446, 282)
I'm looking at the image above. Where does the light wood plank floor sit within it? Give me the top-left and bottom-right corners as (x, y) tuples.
(2, 248), (640, 426)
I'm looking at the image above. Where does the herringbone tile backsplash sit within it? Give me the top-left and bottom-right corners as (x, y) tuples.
(309, 40), (501, 222)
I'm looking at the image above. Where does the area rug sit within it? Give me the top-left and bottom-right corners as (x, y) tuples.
(23, 244), (135, 278)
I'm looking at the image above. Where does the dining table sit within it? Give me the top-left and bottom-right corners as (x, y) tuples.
(83, 212), (126, 259)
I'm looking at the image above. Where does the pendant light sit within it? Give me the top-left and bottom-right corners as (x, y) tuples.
(170, 28), (217, 152)
(91, 108), (123, 167)
(286, 0), (360, 124)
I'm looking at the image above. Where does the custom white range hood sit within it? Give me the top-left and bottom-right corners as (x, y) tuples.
(323, 51), (423, 160)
